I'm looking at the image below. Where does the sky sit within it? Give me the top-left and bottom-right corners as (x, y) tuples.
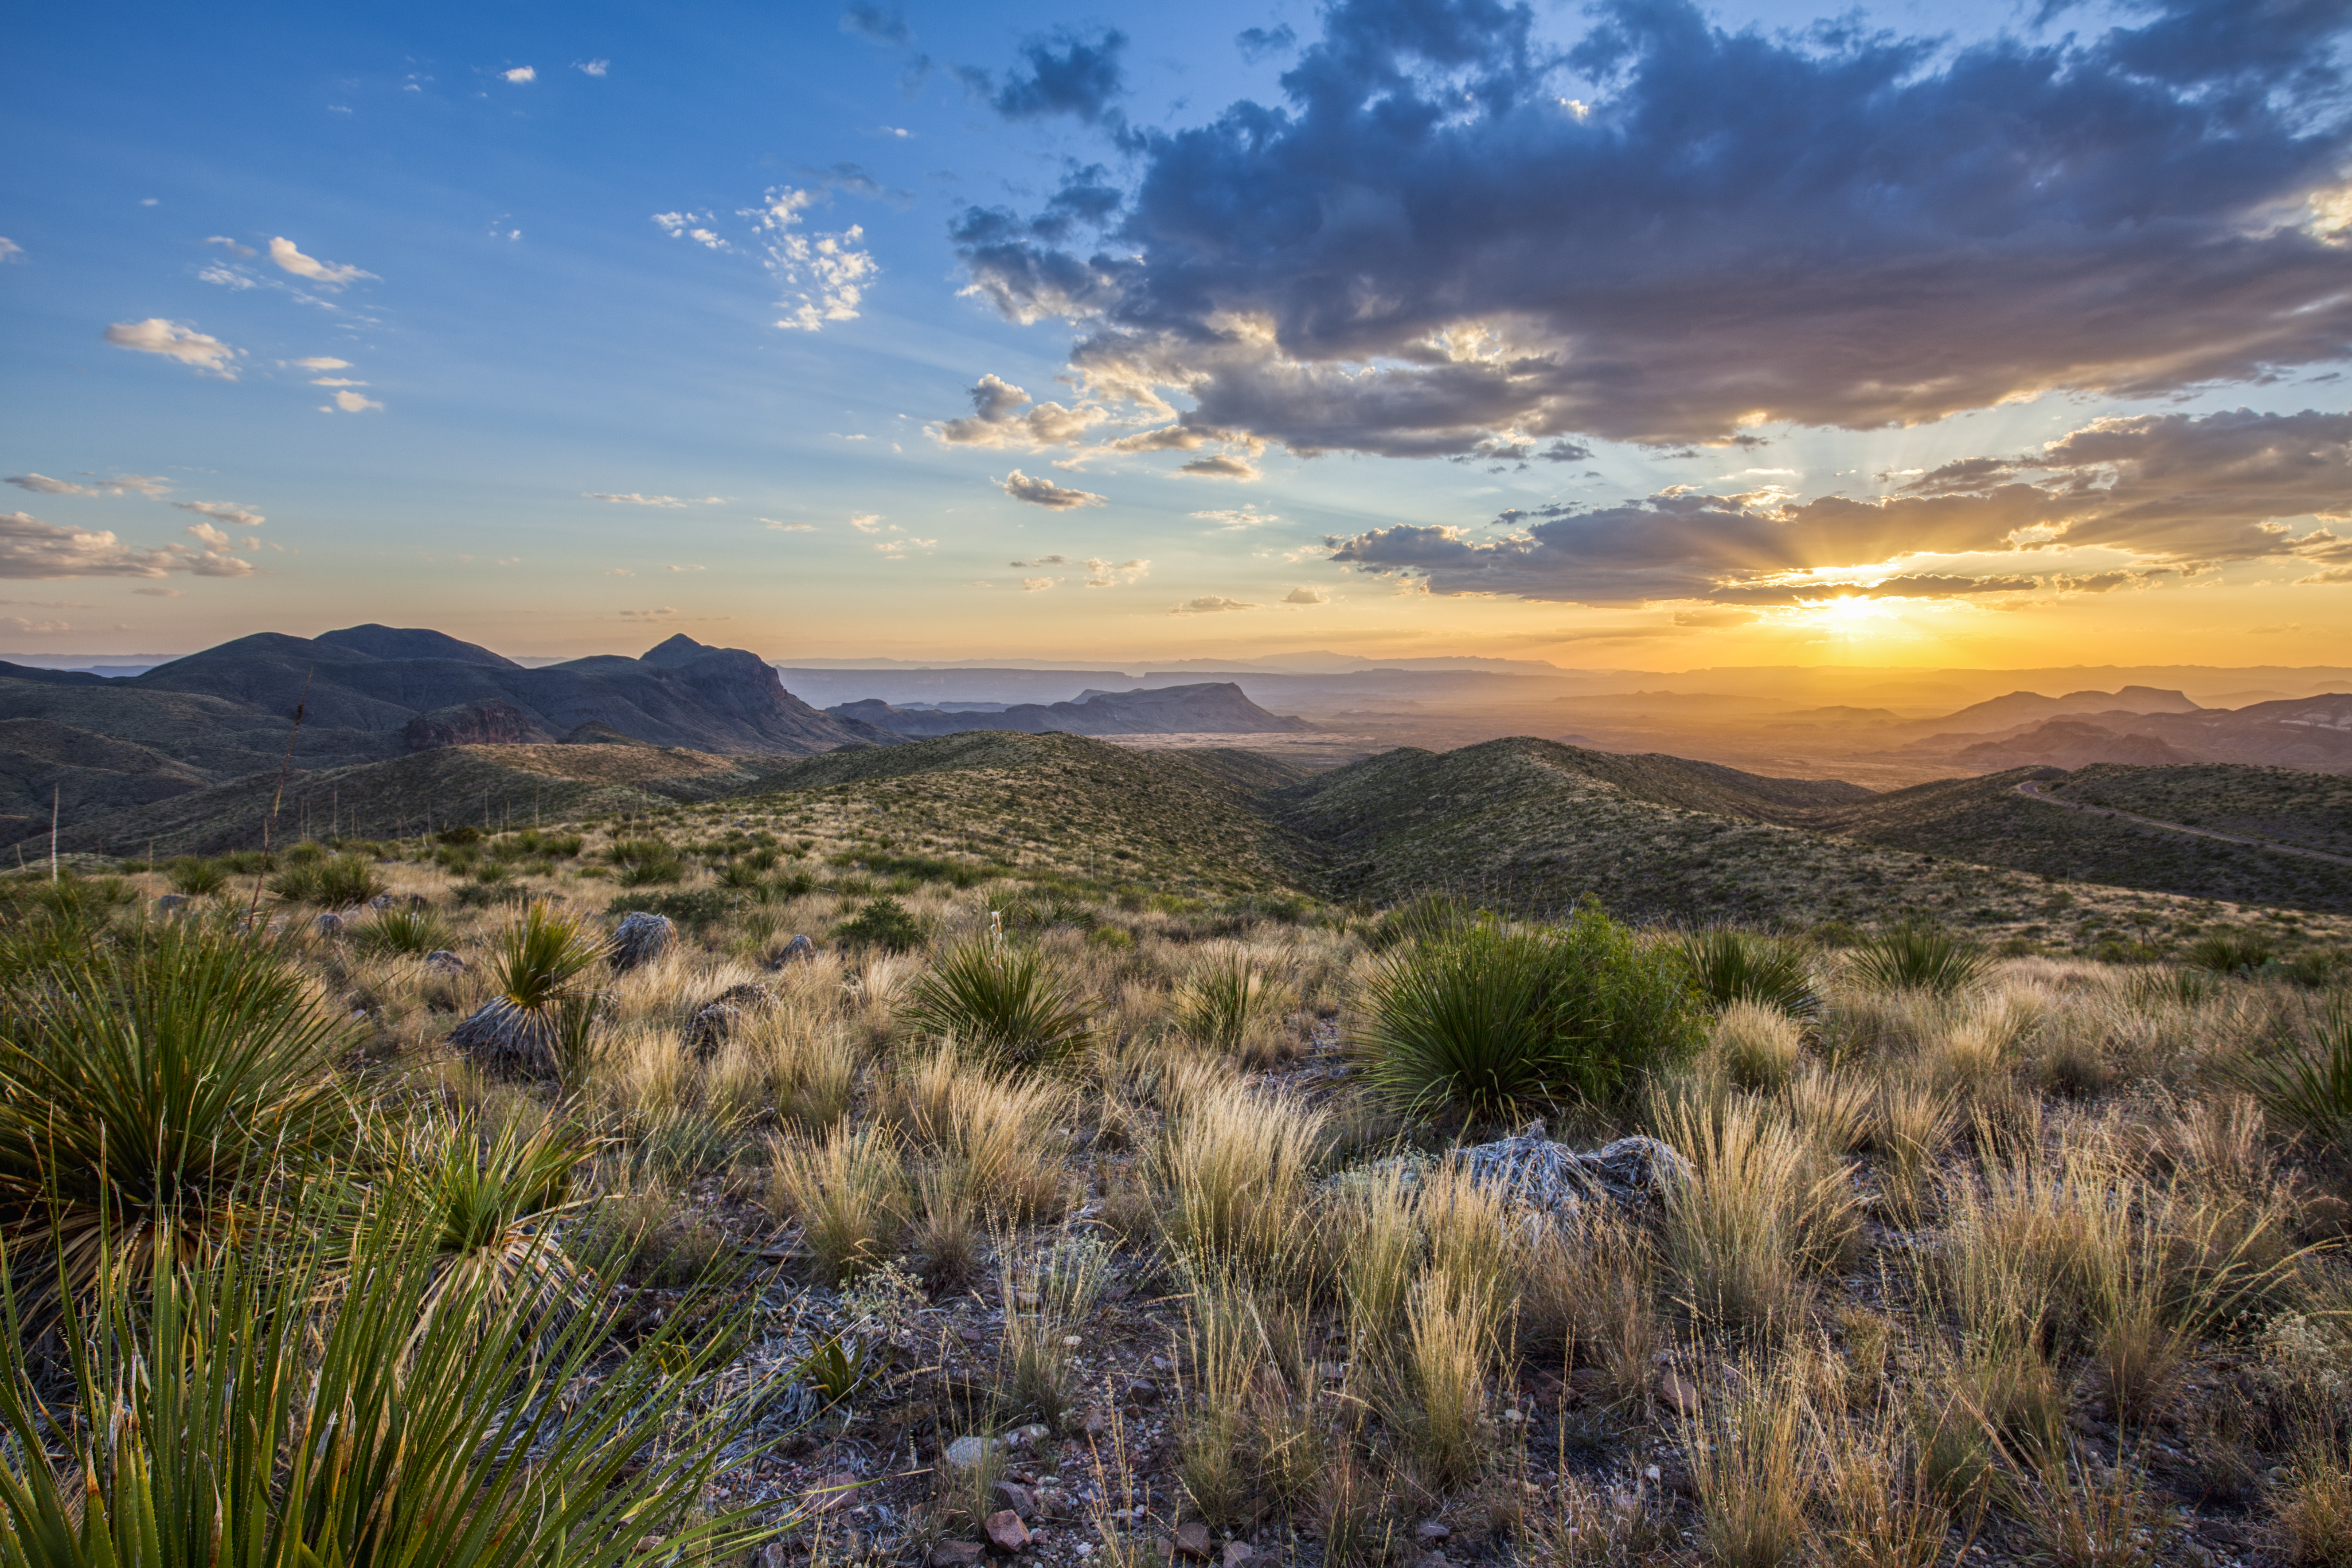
(4, 0), (2351, 672)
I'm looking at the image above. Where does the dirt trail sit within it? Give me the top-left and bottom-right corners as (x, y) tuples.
(2013, 777), (2352, 868)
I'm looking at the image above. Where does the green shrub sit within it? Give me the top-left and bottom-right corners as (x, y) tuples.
(218, 849), (273, 875)
(399, 1110), (591, 1316)
(1175, 945), (1276, 1053)
(1370, 892), (1477, 950)
(167, 856), (229, 896)
(269, 852), (386, 907)
(483, 901), (604, 1012)
(837, 895), (924, 952)
(1850, 921), (1991, 996)
(2220, 1001), (2352, 1153)
(355, 903), (453, 957)
(1356, 905), (1702, 1124)
(0, 1185), (785, 1565)
(435, 823), (483, 846)
(1680, 927), (1821, 1019)
(616, 854), (686, 886)
(903, 940), (1096, 1069)
(0, 921), (354, 1298)
(2187, 931), (2277, 974)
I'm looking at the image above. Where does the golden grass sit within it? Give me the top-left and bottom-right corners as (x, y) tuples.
(1157, 1077), (1327, 1281)
(1662, 1097), (1861, 1333)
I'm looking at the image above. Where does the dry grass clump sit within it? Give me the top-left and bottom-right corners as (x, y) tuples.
(1662, 1097), (1861, 1333)
(1711, 999), (1804, 1092)
(1157, 1077), (1327, 1281)
(765, 1122), (908, 1283)
(883, 1041), (1072, 1222)
(1679, 1344), (1818, 1568)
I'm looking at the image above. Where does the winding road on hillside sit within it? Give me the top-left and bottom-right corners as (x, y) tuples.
(2013, 778), (2352, 868)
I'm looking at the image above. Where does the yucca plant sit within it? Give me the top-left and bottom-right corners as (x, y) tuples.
(902, 939), (1095, 1069)
(1174, 945), (1274, 1054)
(353, 902), (452, 956)
(2187, 931), (2276, 975)
(0, 919), (353, 1301)
(1357, 907), (1700, 1125)
(0, 1185), (791, 1565)
(396, 1110), (595, 1321)
(268, 852), (385, 907)
(165, 856), (228, 897)
(1850, 921), (1991, 997)
(449, 901), (607, 1078)
(1681, 927), (1821, 1019)
(2219, 1000), (2352, 1154)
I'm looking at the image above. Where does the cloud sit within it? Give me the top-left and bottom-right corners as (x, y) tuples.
(292, 356), (351, 371)
(7, 475), (96, 497)
(1178, 454), (1260, 481)
(267, 237), (374, 289)
(183, 521), (231, 547)
(0, 618), (76, 634)
(1193, 505), (1278, 530)
(0, 509), (254, 579)
(667, 563), (704, 572)
(105, 318), (239, 375)
(1084, 557), (1149, 586)
(850, 513), (883, 532)
(1022, 576), (1057, 591)
(585, 492), (721, 507)
(983, 27), (1127, 124)
(204, 236), (257, 258)
(930, 374), (1106, 449)
(763, 517), (817, 532)
(0, 239), (21, 262)
(1236, 24), (1297, 62)
(133, 586), (185, 597)
(1009, 555), (1069, 567)
(2300, 566), (2352, 584)
(745, 186), (876, 331)
(841, 3), (910, 45)
(310, 377), (366, 387)
(1168, 595), (1258, 614)
(1672, 608), (1756, 627)
(503, 66), (536, 83)
(1325, 406), (2352, 606)
(1282, 586), (1328, 604)
(950, 0), (2352, 457)
(875, 536), (936, 558)
(1002, 469), (1106, 509)
(574, 59), (609, 76)
(652, 211), (730, 250)
(320, 389), (383, 413)
(173, 501), (265, 528)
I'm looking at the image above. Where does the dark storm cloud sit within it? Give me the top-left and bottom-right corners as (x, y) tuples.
(984, 28), (1129, 125)
(949, 0), (2352, 457)
(1324, 408), (2352, 604)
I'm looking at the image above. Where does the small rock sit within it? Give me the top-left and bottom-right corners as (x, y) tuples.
(154, 894), (188, 915)
(770, 933), (819, 967)
(1171, 1523), (1214, 1562)
(1082, 1408), (1110, 1437)
(959, 1325), (988, 1344)
(1221, 1545), (1254, 1568)
(985, 1509), (1031, 1552)
(681, 981), (774, 1058)
(944, 1435), (1000, 1471)
(1653, 1368), (1702, 1418)
(424, 949), (467, 973)
(1150, 1356), (1172, 1373)
(1125, 1379), (1160, 1406)
(931, 1544), (985, 1568)
(1008, 1423), (1050, 1447)
(369, 893), (395, 909)
(994, 1482), (1038, 1520)
(312, 912), (344, 936)
(1414, 1521), (1452, 1545)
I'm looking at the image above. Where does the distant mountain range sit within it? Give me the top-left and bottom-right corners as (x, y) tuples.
(0, 627), (895, 847)
(828, 682), (1317, 738)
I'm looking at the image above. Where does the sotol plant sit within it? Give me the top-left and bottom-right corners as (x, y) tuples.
(1850, 921), (1991, 997)
(0, 919), (354, 1300)
(902, 939), (1095, 1070)
(449, 901), (607, 1079)
(1681, 927), (1821, 1019)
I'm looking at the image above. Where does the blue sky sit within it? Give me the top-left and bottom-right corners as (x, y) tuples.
(4, 0), (2350, 670)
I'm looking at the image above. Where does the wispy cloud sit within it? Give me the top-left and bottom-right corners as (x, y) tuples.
(0, 239), (22, 263)
(1178, 454), (1258, 481)
(574, 59), (609, 77)
(875, 536), (936, 558)
(930, 375), (1104, 449)
(173, 501), (264, 528)
(105, 318), (240, 376)
(203, 236), (257, 258)
(1282, 586), (1329, 604)
(291, 356), (350, 371)
(267, 237), (374, 289)
(320, 389), (383, 413)
(1002, 469), (1105, 509)
(762, 517), (817, 532)
(850, 512), (884, 532)
(502, 65), (536, 83)
(652, 211), (730, 250)
(1021, 576), (1055, 591)
(8, 473), (172, 499)
(745, 186), (876, 331)
(1193, 505), (1278, 530)
(1084, 557), (1149, 586)
(1168, 594), (1258, 614)
(584, 492), (722, 507)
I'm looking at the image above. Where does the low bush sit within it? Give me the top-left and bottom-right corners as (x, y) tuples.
(837, 895), (924, 952)
(1850, 921), (1991, 996)
(903, 939), (1095, 1069)
(167, 856), (229, 896)
(1682, 927), (1821, 1018)
(268, 852), (385, 907)
(606, 888), (732, 931)
(1356, 906), (1701, 1124)
(354, 903), (452, 956)
(2187, 930), (2277, 974)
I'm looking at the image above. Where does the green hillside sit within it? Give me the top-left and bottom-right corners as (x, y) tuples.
(2046, 763), (2352, 857)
